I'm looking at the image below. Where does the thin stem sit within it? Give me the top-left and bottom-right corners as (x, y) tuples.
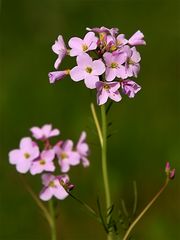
(49, 199), (57, 240)
(90, 103), (103, 147)
(101, 104), (112, 240)
(122, 178), (169, 240)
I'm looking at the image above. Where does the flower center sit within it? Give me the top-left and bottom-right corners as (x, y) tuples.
(39, 159), (46, 165)
(103, 84), (110, 90)
(85, 67), (92, 74)
(60, 152), (68, 159)
(24, 152), (30, 159)
(82, 44), (88, 51)
(111, 62), (118, 68)
(128, 58), (135, 65)
(48, 181), (55, 188)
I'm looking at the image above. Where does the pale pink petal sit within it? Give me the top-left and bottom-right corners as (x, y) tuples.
(30, 127), (42, 139)
(68, 152), (80, 166)
(84, 32), (97, 50)
(109, 90), (122, 102)
(97, 88), (109, 105)
(42, 124), (52, 137)
(105, 68), (117, 81)
(128, 30), (146, 46)
(103, 52), (112, 66)
(108, 82), (120, 92)
(20, 137), (33, 150)
(131, 47), (141, 63)
(77, 53), (92, 67)
(40, 187), (53, 201)
(68, 37), (83, 50)
(69, 48), (83, 57)
(49, 129), (60, 137)
(42, 173), (55, 186)
(92, 60), (105, 75)
(82, 157), (90, 167)
(60, 160), (70, 173)
(117, 65), (128, 79)
(70, 66), (84, 81)
(84, 75), (99, 89)
(9, 149), (21, 164)
(16, 159), (32, 173)
(63, 140), (73, 151)
(53, 185), (69, 200)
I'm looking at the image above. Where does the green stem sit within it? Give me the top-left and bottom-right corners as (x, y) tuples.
(101, 104), (113, 240)
(122, 178), (169, 240)
(49, 200), (57, 240)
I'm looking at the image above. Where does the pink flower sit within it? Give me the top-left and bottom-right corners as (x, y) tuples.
(103, 52), (127, 81)
(70, 53), (105, 89)
(52, 35), (67, 69)
(121, 80), (141, 98)
(76, 131), (90, 167)
(30, 124), (60, 140)
(123, 46), (141, 78)
(96, 81), (122, 105)
(40, 174), (70, 201)
(9, 137), (40, 173)
(48, 70), (70, 84)
(165, 162), (175, 179)
(128, 30), (146, 46)
(68, 32), (98, 57)
(54, 140), (80, 173)
(30, 149), (55, 175)
(86, 26), (119, 37)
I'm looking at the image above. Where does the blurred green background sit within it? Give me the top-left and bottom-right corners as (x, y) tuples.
(1, 0), (180, 239)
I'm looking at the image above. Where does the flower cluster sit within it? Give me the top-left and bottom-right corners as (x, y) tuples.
(9, 124), (89, 201)
(48, 26), (146, 105)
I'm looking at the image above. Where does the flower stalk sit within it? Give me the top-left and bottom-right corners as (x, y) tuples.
(49, 199), (57, 240)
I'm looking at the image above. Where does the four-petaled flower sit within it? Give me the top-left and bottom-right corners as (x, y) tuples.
(96, 81), (122, 105)
(9, 137), (40, 173)
(52, 35), (67, 69)
(121, 80), (141, 98)
(70, 53), (106, 89)
(30, 149), (55, 175)
(68, 32), (98, 57)
(40, 174), (70, 201)
(30, 124), (60, 140)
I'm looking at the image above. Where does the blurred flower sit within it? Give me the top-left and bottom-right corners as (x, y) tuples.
(165, 162), (175, 179)
(40, 174), (71, 201)
(52, 35), (67, 69)
(30, 124), (60, 140)
(76, 131), (90, 167)
(30, 149), (55, 175)
(68, 32), (98, 56)
(121, 79), (141, 98)
(128, 30), (146, 46)
(86, 26), (119, 38)
(70, 53), (105, 89)
(54, 140), (80, 173)
(96, 81), (121, 105)
(9, 137), (39, 173)
(48, 70), (70, 84)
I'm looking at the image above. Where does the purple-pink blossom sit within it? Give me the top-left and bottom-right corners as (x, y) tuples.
(40, 174), (70, 201)
(30, 124), (60, 140)
(96, 81), (121, 105)
(70, 53), (105, 89)
(128, 30), (146, 46)
(76, 131), (90, 167)
(48, 70), (70, 84)
(121, 80), (141, 98)
(9, 137), (40, 173)
(52, 35), (67, 69)
(68, 32), (98, 57)
(30, 149), (55, 175)
(86, 26), (119, 38)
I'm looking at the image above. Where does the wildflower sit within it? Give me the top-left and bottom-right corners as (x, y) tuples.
(30, 150), (55, 175)
(165, 162), (175, 180)
(76, 131), (90, 167)
(68, 32), (98, 57)
(70, 53), (105, 89)
(128, 30), (146, 46)
(9, 137), (40, 173)
(40, 174), (71, 201)
(86, 26), (119, 38)
(52, 35), (67, 69)
(103, 52), (127, 81)
(121, 80), (141, 98)
(48, 70), (70, 84)
(96, 81), (121, 105)
(54, 140), (80, 173)
(30, 124), (60, 140)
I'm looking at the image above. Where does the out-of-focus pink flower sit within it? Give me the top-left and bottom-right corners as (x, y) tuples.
(96, 81), (121, 105)
(76, 131), (90, 167)
(30, 124), (60, 140)
(121, 80), (141, 98)
(103, 52), (127, 81)
(30, 149), (55, 175)
(9, 137), (40, 173)
(40, 174), (70, 201)
(68, 32), (98, 56)
(52, 35), (67, 69)
(165, 162), (175, 179)
(54, 140), (80, 173)
(48, 70), (70, 84)
(86, 26), (119, 37)
(128, 30), (146, 46)
(70, 53), (105, 89)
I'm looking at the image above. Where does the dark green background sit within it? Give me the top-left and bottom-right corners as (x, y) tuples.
(1, 0), (180, 239)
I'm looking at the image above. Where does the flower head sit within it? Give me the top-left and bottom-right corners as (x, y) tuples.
(52, 35), (67, 69)
(48, 70), (70, 84)
(96, 81), (122, 105)
(70, 53), (105, 89)
(76, 131), (90, 167)
(68, 32), (98, 57)
(121, 80), (141, 98)
(9, 137), (40, 173)
(30, 124), (60, 140)
(128, 30), (146, 46)
(30, 149), (55, 175)
(40, 174), (71, 201)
